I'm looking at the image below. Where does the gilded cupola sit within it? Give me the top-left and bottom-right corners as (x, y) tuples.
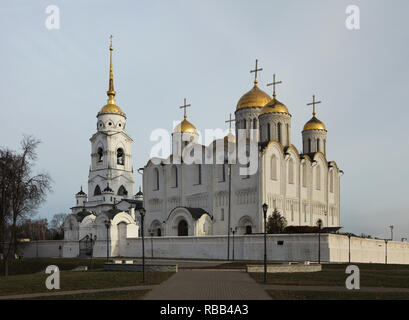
(98, 36), (126, 118)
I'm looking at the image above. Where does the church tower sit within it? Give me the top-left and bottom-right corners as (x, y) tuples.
(235, 60), (271, 142)
(258, 74), (292, 146)
(88, 37), (134, 205)
(302, 95), (327, 155)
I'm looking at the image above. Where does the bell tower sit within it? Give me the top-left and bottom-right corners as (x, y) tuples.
(88, 36), (134, 205)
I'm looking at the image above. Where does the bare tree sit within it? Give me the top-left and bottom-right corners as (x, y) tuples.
(0, 136), (52, 276)
(50, 213), (68, 239)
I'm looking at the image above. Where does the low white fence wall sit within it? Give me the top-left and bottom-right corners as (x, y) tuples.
(13, 234), (409, 265)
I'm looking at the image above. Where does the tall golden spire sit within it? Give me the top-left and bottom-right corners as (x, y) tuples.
(267, 74), (282, 99)
(107, 35), (116, 104)
(179, 98), (191, 120)
(97, 35), (126, 117)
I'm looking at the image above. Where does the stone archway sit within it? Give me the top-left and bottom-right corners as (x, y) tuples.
(177, 220), (188, 236)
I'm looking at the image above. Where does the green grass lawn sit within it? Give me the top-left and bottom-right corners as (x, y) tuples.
(267, 290), (409, 300)
(250, 263), (409, 288)
(0, 258), (108, 275)
(25, 289), (150, 300)
(0, 271), (174, 296)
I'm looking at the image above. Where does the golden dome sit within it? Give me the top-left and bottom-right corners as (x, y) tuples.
(236, 83), (271, 111)
(97, 36), (126, 118)
(98, 103), (125, 116)
(260, 97), (289, 115)
(303, 116), (326, 131)
(173, 119), (198, 134)
(224, 131), (236, 143)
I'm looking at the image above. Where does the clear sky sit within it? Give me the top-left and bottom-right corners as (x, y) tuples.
(0, 0), (408, 240)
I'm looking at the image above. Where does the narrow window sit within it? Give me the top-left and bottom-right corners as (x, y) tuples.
(286, 123), (290, 145)
(153, 168), (160, 190)
(288, 159), (294, 184)
(330, 171), (334, 193)
(118, 185), (128, 196)
(221, 208), (224, 221)
(267, 123), (271, 141)
(97, 148), (103, 162)
(277, 123), (282, 143)
(117, 148), (124, 165)
(308, 139), (311, 153)
(94, 185), (101, 196)
(171, 165), (178, 188)
(271, 155), (277, 180)
(317, 139), (320, 152)
(316, 166), (321, 190)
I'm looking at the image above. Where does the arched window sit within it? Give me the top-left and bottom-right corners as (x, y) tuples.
(218, 164), (225, 182)
(94, 185), (101, 196)
(302, 163), (307, 187)
(117, 148), (124, 165)
(178, 220), (188, 236)
(324, 139), (326, 154)
(288, 158), (294, 184)
(271, 155), (277, 180)
(286, 123), (290, 145)
(221, 208), (225, 221)
(153, 168), (160, 190)
(308, 138), (311, 153)
(245, 225), (252, 235)
(316, 139), (320, 152)
(330, 171), (334, 193)
(97, 148), (103, 162)
(118, 185), (128, 196)
(253, 118), (257, 130)
(171, 165), (178, 188)
(277, 123), (282, 143)
(267, 123), (271, 141)
(194, 164), (202, 185)
(157, 228), (162, 236)
(316, 166), (321, 190)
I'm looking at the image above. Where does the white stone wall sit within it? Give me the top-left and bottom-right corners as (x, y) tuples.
(16, 235), (409, 265)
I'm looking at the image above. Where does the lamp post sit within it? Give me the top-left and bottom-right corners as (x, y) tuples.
(227, 162), (232, 261)
(138, 207), (146, 284)
(385, 239), (388, 265)
(230, 227), (237, 261)
(104, 220), (110, 262)
(149, 228), (154, 259)
(262, 203), (268, 284)
(317, 219), (322, 264)
(389, 225), (394, 241)
(347, 233), (352, 264)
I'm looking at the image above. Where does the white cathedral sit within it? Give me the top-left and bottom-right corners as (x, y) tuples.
(64, 41), (341, 248)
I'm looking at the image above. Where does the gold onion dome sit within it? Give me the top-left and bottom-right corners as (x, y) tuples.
(236, 81), (271, 111)
(98, 36), (126, 117)
(303, 116), (326, 131)
(173, 118), (198, 134)
(260, 95), (289, 115)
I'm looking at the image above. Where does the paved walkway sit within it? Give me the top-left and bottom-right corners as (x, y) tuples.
(143, 270), (272, 300)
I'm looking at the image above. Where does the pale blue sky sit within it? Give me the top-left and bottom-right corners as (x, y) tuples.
(0, 0), (408, 240)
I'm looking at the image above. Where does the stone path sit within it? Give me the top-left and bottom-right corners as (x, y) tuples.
(143, 270), (272, 300)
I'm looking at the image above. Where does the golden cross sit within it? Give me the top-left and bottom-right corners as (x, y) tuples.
(307, 95), (322, 116)
(225, 113), (235, 131)
(267, 74), (282, 98)
(250, 59), (263, 84)
(179, 98), (191, 119)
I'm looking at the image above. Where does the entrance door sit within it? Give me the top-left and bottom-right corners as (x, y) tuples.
(178, 220), (188, 236)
